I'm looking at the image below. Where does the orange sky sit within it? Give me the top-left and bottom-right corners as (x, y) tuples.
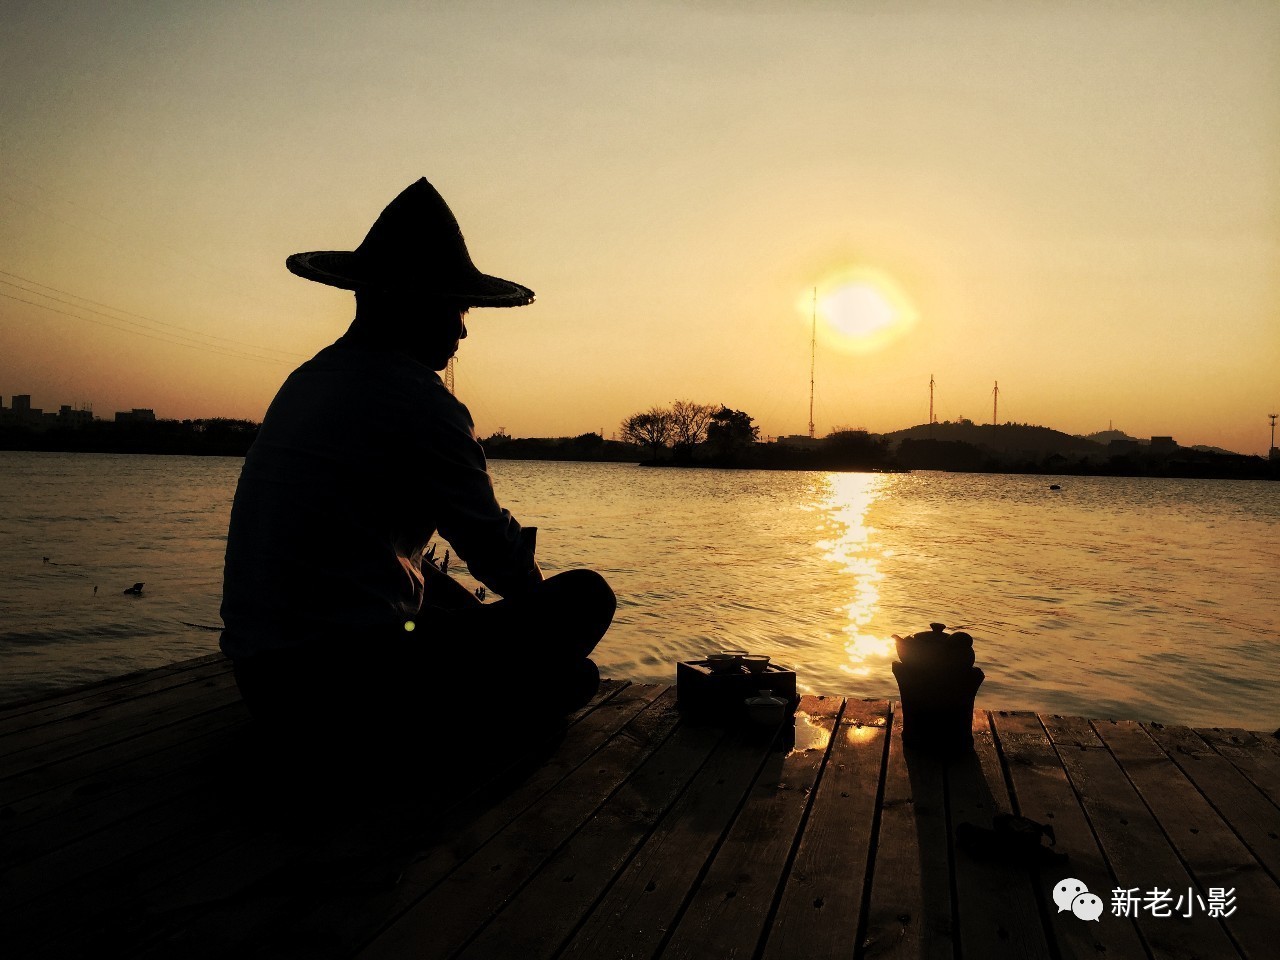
(2, 1), (1277, 453)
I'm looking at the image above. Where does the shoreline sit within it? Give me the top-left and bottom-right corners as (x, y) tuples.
(2, 443), (1275, 481)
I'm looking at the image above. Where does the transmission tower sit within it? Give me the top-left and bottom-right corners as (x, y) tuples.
(445, 356), (456, 395)
(808, 287), (816, 439)
(992, 381), (999, 426)
(929, 374), (935, 425)
(1270, 412), (1277, 452)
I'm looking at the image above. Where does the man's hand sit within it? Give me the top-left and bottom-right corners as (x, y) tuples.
(422, 557), (482, 609)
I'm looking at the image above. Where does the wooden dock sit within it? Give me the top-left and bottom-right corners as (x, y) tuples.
(1, 653), (1278, 959)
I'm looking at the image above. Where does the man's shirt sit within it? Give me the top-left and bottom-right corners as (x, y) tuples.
(220, 335), (531, 658)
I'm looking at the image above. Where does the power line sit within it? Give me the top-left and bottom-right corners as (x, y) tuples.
(0, 172), (316, 371)
(0, 172), (293, 313)
(0, 269), (306, 360)
(0, 290), (294, 366)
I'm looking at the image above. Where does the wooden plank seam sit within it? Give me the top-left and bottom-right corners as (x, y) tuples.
(0, 652), (226, 724)
(541, 722), (741, 958)
(1091, 719), (1270, 960)
(357, 687), (686, 960)
(985, 710), (1076, 958)
(442, 696), (697, 960)
(643, 707), (821, 960)
(748, 696), (851, 960)
(850, 699), (896, 960)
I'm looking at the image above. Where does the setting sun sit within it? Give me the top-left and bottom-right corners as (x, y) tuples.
(824, 283), (894, 337)
(802, 268), (918, 354)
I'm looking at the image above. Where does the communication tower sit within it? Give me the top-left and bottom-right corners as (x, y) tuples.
(992, 381), (999, 426)
(445, 356), (456, 395)
(1270, 412), (1277, 453)
(808, 287), (816, 439)
(929, 374), (935, 425)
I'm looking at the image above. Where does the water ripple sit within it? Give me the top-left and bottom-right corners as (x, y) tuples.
(1, 453), (1277, 728)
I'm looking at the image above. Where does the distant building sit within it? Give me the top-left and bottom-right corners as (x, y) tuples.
(1108, 438), (1141, 455)
(3, 394), (50, 429)
(1149, 436), (1178, 454)
(2, 394), (96, 430)
(115, 408), (157, 424)
(58, 405), (94, 427)
(10, 395), (42, 422)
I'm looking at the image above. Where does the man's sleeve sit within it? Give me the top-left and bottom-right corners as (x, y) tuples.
(419, 390), (538, 598)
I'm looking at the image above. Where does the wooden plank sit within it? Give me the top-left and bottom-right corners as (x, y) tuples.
(948, 710), (1052, 960)
(657, 695), (844, 960)
(86, 679), (636, 960)
(0, 704), (251, 864)
(9, 651), (1275, 960)
(1231, 728), (1280, 758)
(990, 711), (1149, 960)
(559, 714), (783, 960)
(0, 652), (225, 724)
(21, 807), (329, 960)
(379, 680), (657, 895)
(29, 680), (638, 960)
(1196, 727), (1280, 805)
(0, 688), (248, 810)
(1041, 714), (1242, 960)
(1, 698), (253, 925)
(860, 702), (953, 960)
(1093, 719), (1280, 960)
(1145, 723), (1280, 884)
(2, 772), (258, 956)
(0, 668), (239, 778)
(758, 698), (889, 960)
(452, 718), (731, 959)
(0, 741), (248, 919)
(358, 687), (684, 960)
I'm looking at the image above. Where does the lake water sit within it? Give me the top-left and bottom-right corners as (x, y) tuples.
(1, 451), (1277, 729)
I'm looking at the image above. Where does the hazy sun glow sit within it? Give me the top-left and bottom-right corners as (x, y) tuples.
(825, 284), (895, 337)
(801, 267), (918, 355)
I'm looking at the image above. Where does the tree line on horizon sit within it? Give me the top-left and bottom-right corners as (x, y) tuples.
(0, 417), (259, 456)
(3, 404), (1272, 480)
(615, 400), (896, 470)
(619, 401), (760, 463)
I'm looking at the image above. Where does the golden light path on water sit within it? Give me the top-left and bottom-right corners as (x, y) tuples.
(814, 472), (897, 679)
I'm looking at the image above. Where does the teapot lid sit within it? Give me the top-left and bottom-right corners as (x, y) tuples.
(906, 621), (974, 648)
(746, 689), (788, 706)
(908, 622), (949, 640)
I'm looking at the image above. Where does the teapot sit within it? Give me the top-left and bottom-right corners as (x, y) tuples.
(893, 622), (975, 669)
(891, 620), (984, 752)
(745, 689), (790, 728)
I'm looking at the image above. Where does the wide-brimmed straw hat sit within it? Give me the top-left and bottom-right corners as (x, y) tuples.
(285, 178), (534, 307)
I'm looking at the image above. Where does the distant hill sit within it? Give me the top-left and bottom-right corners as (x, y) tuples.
(886, 420), (1104, 459)
(1080, 429), (1242, 457)
(1188, 444), (1244, 456)
(1082, 429), (1139, 445)
(880, 421), (1271, 477)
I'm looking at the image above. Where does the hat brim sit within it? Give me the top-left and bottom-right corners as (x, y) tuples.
(285, 251), (535, 307)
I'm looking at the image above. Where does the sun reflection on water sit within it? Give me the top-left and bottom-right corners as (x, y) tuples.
(788, 710), (834, 756)
(816, 473), (895, 677)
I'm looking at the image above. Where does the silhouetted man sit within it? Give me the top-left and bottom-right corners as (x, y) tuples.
(220, 179), (614, 756)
